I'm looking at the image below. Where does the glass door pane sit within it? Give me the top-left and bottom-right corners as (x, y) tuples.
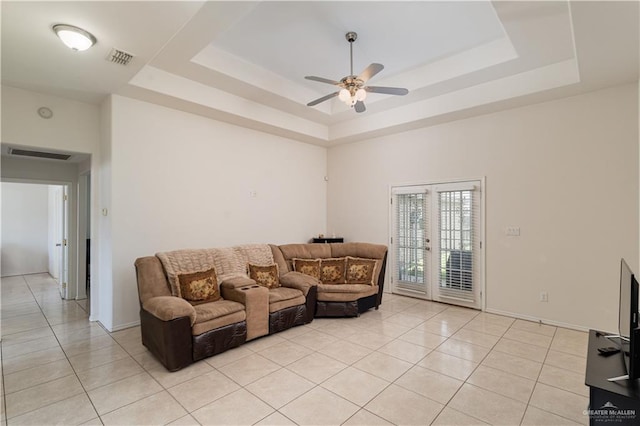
(392, 188), (430, 298)
(432, 182), (481, 309)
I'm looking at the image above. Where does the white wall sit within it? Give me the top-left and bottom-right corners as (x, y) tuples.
(1, 86), (100, 153)
(327, 83), (639, 333)
(105, 95), (327, 330)
(1, 182), (49, 276)
(98, 96), (113, 329)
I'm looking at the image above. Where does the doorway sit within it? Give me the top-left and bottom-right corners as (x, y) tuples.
(1, 182), (69, 297)
(390, 180), (484, 309)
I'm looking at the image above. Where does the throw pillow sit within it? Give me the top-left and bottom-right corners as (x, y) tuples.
(346, 256), (378, 285)
(177, 268), (221, 302)
(248, 263), (280, 289)
(320, 258), (347, 284)
(293, 258), (321, 280)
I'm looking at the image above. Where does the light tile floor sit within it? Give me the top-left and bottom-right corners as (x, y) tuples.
(1, 273), (590, 425)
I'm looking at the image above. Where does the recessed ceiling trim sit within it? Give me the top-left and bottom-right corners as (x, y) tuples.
(375, 37), (518, 93)
(129, 65), (329, 141)
(329, 58), (581, 142)
(191, 44), (332, 115)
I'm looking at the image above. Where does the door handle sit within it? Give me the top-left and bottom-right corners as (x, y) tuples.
(425, 247), (431, 251)
(56, 243), (62, 246)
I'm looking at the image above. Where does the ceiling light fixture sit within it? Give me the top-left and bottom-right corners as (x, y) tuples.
(53, 24), (96, 51)
(305, 32), (408, 113)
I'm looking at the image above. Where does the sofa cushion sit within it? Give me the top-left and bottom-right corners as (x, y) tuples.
(192, 310), (246, 336)
(268, 287), (305, 313)
(192, 299), (246, 335)
(317, 284), (379, 302)
(345, 257), (378, 286)
(177, 268), (221, 303)
(248, 263), (280, 289)
(277, 243), (332, 271)
(330, 242), (387, 286)
(293, 258), (321, 280)
(193, 299), (245, 323)
(320, 258), (346, 284)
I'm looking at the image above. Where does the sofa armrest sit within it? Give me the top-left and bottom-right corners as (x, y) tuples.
(142, 296), (196, 326)
(220, 276), (256, 290)
(221, 283), (269, 340)
(280, 272), (319, 296)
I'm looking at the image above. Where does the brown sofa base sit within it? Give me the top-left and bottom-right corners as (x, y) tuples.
(193, 321), (247, 362)
(304, 285), (317, 322)
(140, 309), (193, 372)
(315, 294), (380, 318)
(141, 308), (247, 371)
(269, 305), (307, 334)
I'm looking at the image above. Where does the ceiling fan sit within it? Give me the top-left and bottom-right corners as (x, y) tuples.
(305, 31), (409, 113)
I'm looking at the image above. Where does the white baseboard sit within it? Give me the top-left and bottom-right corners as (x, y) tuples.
(105, 320), (141, 333)
(484, 307), (595, 333)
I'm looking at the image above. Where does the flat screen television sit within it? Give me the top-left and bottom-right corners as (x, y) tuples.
(612, 259), (640, 381)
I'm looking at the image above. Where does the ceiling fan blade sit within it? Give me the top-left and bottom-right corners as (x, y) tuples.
(358, 63), (384, 82)
(305, 76), (340, 85)
(307, 92), (339, 107)
(365, 86), (409, 96)
(354, 101), (366, 113)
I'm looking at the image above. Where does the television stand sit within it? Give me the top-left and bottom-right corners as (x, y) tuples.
(586, 330), (640, 424)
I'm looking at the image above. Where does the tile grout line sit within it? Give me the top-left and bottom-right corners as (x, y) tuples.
(0, 276), (33, 425)
(422, 308), (500, 425)
(514, 323), (558, 425)
(4, 274), (102, 424)
(2, 282), (592, 426)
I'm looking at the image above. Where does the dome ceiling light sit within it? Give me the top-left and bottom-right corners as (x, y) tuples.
(53, 24), (96, 51)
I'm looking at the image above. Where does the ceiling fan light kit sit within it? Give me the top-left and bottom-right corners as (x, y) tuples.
(305, 31), (408, 113)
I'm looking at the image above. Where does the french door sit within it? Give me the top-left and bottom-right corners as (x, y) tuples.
(390, 180), (482, 309)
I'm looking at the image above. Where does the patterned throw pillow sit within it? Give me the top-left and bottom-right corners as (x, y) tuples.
(293, 258), (321, 280)
(248, 263), (280, 289)
(177, 268), (221, 302)
(346, 257), (378, 285)
(320, 258), (347, 284)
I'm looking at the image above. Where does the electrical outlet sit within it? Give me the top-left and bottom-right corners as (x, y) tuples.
(539, 291), (548, 302)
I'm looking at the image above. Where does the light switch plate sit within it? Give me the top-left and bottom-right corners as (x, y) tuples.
(506, 227), (521, 236)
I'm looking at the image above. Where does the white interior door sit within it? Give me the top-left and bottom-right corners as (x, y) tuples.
(51, 186), (62, 280)
(59, 186), (69, 298)
(391, 180), (482, 309)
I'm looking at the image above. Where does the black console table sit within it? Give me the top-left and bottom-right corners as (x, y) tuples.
(312, 237), (344, 243)
(586, 330), (640, 424)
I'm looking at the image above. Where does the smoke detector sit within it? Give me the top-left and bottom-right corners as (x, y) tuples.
(107, 48), (134, 66)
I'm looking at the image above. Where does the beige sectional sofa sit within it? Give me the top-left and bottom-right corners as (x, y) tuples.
(135, 242), (387, 371)
(273, 242), (388, 317)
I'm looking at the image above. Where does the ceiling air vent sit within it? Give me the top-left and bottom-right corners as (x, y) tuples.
(8, 148), (72, 161)
(107, 48), (134, 66)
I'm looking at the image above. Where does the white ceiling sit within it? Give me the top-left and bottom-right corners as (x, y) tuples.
(2, 1), (638, 146)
